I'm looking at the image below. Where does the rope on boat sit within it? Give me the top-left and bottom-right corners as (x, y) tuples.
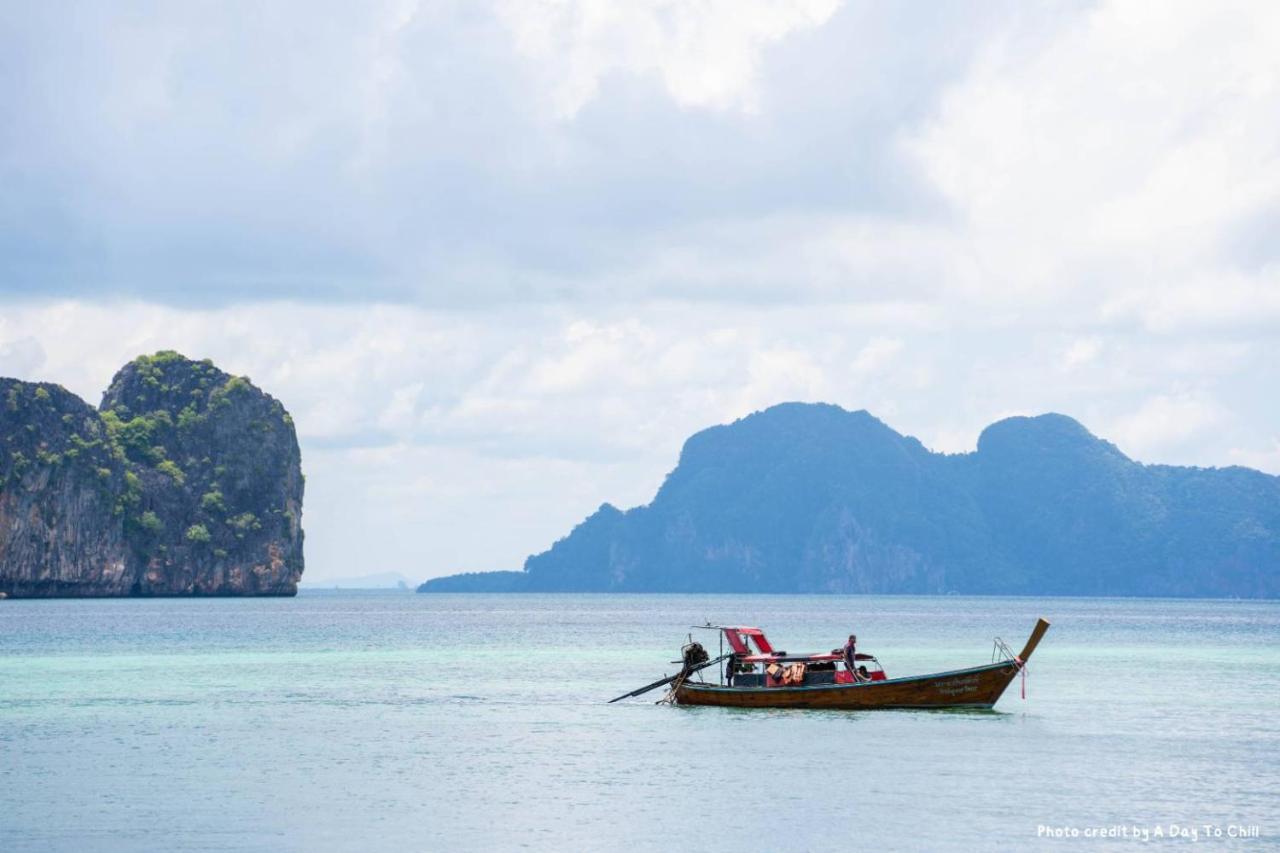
(992, 636), (1029, 700)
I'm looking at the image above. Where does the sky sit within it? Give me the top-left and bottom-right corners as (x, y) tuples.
(2, 0), (1278, 582)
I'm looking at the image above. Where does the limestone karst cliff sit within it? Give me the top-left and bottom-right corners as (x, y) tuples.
(0, 352), (304, 597)
(421, 403), (1280, 597)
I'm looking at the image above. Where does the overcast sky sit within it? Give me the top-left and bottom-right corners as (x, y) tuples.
(2, 1), (1278, 582)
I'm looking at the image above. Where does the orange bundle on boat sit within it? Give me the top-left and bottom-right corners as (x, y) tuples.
(782, 663), (806, 685)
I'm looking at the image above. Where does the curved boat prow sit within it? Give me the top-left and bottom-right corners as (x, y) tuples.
(1016, 618), (1052, 666)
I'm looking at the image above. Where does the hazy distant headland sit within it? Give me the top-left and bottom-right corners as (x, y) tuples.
(0, 352), (304, 598)
(421, 403), (1279, 598)
(300, 571), (415, 590)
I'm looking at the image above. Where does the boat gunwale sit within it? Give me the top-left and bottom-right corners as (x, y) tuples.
(678, 658), (1018, 695)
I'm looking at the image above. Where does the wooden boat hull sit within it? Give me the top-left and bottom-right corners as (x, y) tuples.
(674, 660), (1022, 710)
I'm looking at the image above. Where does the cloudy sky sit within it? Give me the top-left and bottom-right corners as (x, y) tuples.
(2, 0), (1278, 582)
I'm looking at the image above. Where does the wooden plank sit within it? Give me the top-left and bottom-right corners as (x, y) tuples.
(1017, 617), (1052, 664)
(607, 654), (729, 703)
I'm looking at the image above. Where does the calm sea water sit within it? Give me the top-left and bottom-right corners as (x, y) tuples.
(2, 593), (1277, 851)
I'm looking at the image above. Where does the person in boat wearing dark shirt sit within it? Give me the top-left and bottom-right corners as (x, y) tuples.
(844, 634), (870, 682)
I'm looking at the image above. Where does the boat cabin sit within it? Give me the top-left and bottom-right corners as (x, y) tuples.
(711, 626), (887, 688)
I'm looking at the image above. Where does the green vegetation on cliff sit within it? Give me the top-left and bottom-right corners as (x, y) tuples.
(0, 352), (305, 598)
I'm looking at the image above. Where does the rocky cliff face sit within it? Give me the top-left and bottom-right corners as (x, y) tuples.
(0, 352), (304, 597)
(0, 381), (132, 595)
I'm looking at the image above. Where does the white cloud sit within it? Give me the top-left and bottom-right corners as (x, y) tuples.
(906, 0), (1280, 326)
(1107, 392), (1226, 461)
(1060, 337), (1103, 371)
(496, 0), (841, 118)
(729, 346), (831, 415)
(378, 382), (426, 434)
(1227, 442), (1280, 476)
(0, 336), (45, 379)
(851, 336), (904, 376)
(1100, 272), (1280, 333)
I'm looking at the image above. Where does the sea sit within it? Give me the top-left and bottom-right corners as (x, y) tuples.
(2, 593), (1277, 851)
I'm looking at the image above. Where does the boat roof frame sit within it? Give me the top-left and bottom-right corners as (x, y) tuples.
(692, 623), (878, 664)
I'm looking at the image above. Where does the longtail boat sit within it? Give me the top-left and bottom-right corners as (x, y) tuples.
(610, 618), (1050, 710)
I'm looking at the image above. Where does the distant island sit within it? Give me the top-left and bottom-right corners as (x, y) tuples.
(0, 352), (304, 597)
(299, 571), (416, 590)
(421, 403), (1279, 598)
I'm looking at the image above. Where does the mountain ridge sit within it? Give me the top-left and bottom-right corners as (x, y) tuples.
(420, 403), (1279, 598)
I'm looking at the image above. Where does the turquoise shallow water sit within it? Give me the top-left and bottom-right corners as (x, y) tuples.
(2, 593), (1277, 851)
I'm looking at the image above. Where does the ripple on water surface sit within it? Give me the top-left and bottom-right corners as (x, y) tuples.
(1, 592), (1277, 851)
